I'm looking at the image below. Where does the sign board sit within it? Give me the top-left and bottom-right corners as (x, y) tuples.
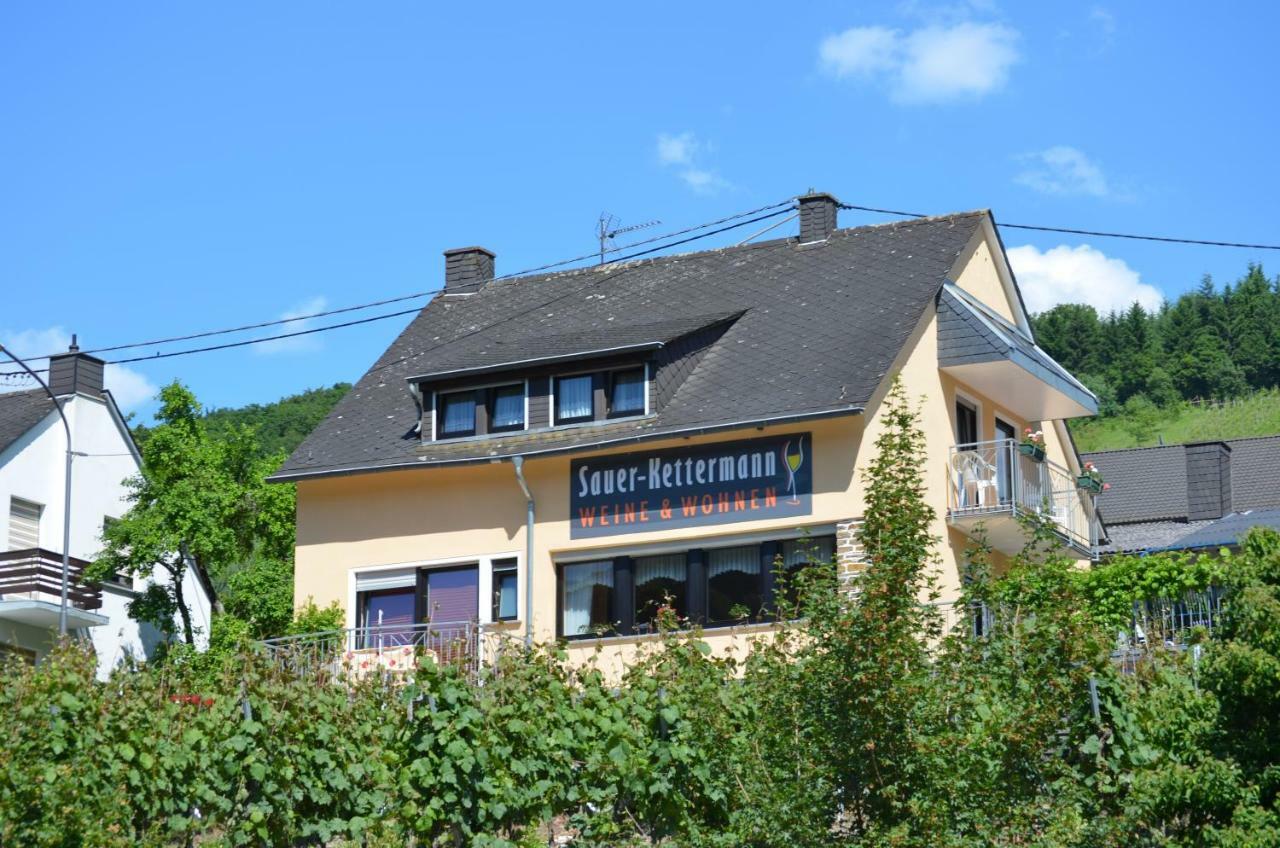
(569, 432), (812, 539)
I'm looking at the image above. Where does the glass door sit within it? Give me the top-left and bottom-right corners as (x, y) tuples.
(995, 418), (1017, 504)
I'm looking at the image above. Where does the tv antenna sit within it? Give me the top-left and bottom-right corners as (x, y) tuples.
(597, 213), (661, 264)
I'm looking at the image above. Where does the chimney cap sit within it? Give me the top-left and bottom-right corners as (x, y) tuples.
(443, 245), (496, 259)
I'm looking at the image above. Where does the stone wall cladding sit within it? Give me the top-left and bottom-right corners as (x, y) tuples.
(836, 518), (866, 585)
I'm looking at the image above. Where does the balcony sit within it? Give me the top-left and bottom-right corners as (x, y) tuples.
(0, 548), (108, 629)
(946, 439), (1098, 558)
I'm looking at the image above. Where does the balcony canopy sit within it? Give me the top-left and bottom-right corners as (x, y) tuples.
(937, 284), (1098, 421)
(0, 598), (108, 629)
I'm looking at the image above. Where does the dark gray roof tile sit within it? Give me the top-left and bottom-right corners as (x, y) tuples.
(274, 212), (986, 479)
(0, 388), (55, 456)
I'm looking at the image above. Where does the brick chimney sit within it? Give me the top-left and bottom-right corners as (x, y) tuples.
(48, 336), (105, 399)
(443, 246), (495, 295)
(798, 191), (840, 244)
(1185, 441), (1232, 520)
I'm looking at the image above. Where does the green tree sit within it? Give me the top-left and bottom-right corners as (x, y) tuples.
(88, 382), (295, 644)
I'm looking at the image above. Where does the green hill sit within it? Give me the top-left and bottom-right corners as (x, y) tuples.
(1070, 388), (1280, 452)
(133, 383), (351, 458)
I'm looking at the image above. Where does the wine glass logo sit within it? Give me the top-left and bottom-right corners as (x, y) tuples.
(783, 436), (805, 505)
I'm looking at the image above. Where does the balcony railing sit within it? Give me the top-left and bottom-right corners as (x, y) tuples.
(947, 438), (1098, 553)
(258, 620), (488, 682)
(0, 548), (102, 611)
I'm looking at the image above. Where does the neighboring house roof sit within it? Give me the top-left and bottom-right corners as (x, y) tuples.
(1085, 435), (1280, 553)
(0, 388), (56, 457)
(1156, 509), (1280, 552)
(274, 211), (987, 480)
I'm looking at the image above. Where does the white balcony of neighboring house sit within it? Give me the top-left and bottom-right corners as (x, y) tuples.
(946, 438), (1099, 558)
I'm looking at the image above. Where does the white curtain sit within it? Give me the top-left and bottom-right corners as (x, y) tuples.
(557, 375), (593, 419)
(562, 560), (612, 635)
(611, 370), (645, 412)
(491, 387), (524, 429)
(707, 545), (760, 579)
(780, 536), (834, 566)
(634, 553), (686, 586)
(441, 393), (475, 433)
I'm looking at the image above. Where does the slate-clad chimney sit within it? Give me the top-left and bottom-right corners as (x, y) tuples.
(48, 337), (105, 399)
(443, 246), (495, 294)
(798, 191), (839, 244)
(1185, 441), (1232, 520)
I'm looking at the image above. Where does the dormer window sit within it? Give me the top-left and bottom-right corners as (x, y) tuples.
(554, 374), (595, 425)
(489, 384), (526, 432)
(608, 367), (646, 417)
(438, 390), (477, 438)
(433, 381), (528, 440)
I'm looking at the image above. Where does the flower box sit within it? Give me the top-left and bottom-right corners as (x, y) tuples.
(1076, 475), (1103, 493)
(1018, 443), (1046, 463)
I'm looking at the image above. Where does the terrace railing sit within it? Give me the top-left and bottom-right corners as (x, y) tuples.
(947, 438), (1099, 552)
(258, 620), (484, 682)
(0, 548), (102, 611)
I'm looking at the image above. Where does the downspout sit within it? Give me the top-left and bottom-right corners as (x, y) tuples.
(511, 456), (535, 646)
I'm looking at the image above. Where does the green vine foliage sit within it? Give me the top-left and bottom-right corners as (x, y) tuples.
(4, 380), (1280, 846)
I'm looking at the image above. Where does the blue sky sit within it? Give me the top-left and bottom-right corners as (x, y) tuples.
(2, 2), (1276, 421)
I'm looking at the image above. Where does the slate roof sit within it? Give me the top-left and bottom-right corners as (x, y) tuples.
(274, 212), (987, 480)
(1084, 435), (1280, 553)
(1158, 509), (1280, 552)
(0, 388), (56, 457)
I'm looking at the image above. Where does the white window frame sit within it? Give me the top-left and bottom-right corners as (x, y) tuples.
(953, 389), (985, 445)
(347, 550), (524, 629)
(550, 362), (651, 428)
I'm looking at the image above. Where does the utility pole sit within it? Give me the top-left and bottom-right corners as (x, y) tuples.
(0, 342), (74, 636)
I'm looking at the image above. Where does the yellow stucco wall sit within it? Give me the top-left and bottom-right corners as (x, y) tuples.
(292, 226), (1086, 663)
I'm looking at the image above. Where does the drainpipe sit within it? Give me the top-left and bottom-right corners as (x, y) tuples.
(511, 456), (535, 646)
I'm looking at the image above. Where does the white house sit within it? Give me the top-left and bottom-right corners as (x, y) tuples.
(0, 345), (214, 677)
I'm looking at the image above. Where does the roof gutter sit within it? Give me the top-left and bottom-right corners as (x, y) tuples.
(510, 456), (535, 647)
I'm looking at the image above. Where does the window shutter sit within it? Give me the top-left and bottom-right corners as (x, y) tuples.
(8, 498), (41, 551)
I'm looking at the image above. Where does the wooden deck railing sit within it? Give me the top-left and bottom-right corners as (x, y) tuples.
(0, 548), (103, 611)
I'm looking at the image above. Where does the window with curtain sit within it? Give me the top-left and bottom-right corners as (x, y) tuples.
(438, 390), (476, 437)
(707, 545), (762, 623)
(555, 374), (594, 423)
(562, 560), (614, 636)
(776, 535), (836, 609)
(608, 367), (645, 416)
(489, 384), (525, 432)
(492, 558), (518, 621)
(634, 553), (687, 625)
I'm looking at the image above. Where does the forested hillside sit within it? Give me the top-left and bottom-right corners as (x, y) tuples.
(1032, 263), (1278, 414)
(1031, 263), (1280, 449)
(133, 382), (350, 458)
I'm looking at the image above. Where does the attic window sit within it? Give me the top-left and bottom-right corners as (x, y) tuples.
(438, 391), (476, 438)
(608, 367), (646, 416)
(489, 384), (526, 433)
(554, 375), (595, 425)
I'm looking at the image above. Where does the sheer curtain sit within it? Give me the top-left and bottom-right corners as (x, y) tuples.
(557, 375), (593, 420)
(781, 536), (835, 566)
(707, 545), (760, 578)
(562, 560), (613, 635)
(440, 393), (475, 434)
(634, 553), (687, 585)
(491, 386), (524, 429)
(611, 370), (645, 413)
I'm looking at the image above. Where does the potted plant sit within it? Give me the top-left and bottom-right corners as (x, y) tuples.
(1018, 428), (1046, 462)
(1077, 461), (1108, 494)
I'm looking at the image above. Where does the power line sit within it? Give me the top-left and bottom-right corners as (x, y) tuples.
(838, 203), (1280, 251)
(0, 201), (800, 378)
(14, 197), (800, 366)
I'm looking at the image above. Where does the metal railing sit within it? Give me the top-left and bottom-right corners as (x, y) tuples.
(947, 438), (1098, 551)
(0, 548), (102, 611)
(258, 620), (484, 681)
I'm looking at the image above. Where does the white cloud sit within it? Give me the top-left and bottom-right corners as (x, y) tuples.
(1015, 146), (1111, 198)
(655, 132), (731, 195)
(818, 21), (1019, 103)
(656, 132), (698, 167)
(252, 296), (328, 356)
(1006, 244), (1164, 315)
(0, 326), (157, 410)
